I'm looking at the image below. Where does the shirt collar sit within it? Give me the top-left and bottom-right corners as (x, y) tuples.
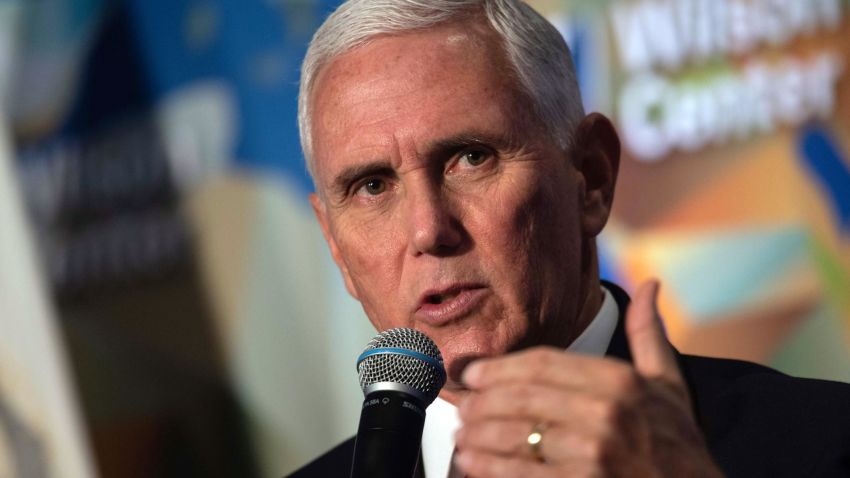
(421, 285), (620, 477)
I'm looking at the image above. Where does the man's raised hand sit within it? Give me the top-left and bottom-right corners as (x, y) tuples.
(453, 281), (724, 477)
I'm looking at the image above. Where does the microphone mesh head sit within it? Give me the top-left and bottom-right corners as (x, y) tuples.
(357, 328), (446, 405)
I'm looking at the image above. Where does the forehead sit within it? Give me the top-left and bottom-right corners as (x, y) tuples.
(308, 20), (529, 186)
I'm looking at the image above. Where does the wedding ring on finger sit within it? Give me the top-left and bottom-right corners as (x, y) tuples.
(527, 422), (547, 463)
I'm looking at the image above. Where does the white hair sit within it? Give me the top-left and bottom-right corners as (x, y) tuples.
(298, 0), (585, 177)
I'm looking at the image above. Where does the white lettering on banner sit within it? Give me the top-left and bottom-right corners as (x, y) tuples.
(619, 52), (843, 161)
(611, 0), (842, 73)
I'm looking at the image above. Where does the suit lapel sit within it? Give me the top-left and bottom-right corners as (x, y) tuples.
(602, 280), (633, 362)
(414, 454), (425, 478)
(600, 280), (706, 434)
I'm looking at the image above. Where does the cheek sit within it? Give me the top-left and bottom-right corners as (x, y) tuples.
(479, 170), (581, 310)
(332, 219), (406, 307)
(463, 178), (548, 301)
(491, 171), (574, 260)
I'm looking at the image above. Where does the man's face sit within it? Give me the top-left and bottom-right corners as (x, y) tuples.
(309, 21), (602, 400)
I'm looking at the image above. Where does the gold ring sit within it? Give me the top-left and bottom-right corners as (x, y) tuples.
(526, 422), (546, 462)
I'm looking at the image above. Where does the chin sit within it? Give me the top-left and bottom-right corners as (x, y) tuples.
(436, 331), (510, 386)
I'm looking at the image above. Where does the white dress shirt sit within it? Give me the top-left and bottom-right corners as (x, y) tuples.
(420, 286), (620, 477)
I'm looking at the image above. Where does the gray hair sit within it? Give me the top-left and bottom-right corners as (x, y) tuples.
(298, 0), (585, 177)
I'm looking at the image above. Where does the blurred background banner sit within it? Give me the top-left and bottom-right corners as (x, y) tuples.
(0, 2), (96, 477)
(539, 0), (850, 380)
(0, 0), (847, 477)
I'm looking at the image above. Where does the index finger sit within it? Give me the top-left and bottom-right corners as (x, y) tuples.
(462, 347), (637, 396)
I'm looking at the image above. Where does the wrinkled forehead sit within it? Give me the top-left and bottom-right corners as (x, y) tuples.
(307, 21), (531, 186)
(309, 16), (507, 107)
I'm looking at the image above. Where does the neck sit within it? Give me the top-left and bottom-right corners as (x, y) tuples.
(570, 276), (603, 345)
(547, 239), (603, 350)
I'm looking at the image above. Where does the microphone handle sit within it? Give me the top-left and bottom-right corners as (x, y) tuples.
(350, 390), (426, 478)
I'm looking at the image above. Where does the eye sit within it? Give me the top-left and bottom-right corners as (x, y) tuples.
(460, 149), (489, 167)
(355, 178), (387, 196)
(447, 147), (495, 176)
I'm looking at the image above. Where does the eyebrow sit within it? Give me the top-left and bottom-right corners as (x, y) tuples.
(428, 130), (514, 157)
(427, 135), (489, 159)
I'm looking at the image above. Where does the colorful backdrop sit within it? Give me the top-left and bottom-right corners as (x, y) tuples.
(0, 0), (847, 477)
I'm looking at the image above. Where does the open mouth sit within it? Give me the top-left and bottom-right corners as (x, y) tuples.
(426, 291), (461, 305)
(415, 285), (487, 325)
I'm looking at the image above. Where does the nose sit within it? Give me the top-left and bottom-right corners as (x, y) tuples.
(405, 182), (464, 257)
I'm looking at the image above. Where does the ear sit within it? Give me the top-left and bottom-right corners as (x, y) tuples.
(572, 113), (620, 237)
(310, 193), (361, 300)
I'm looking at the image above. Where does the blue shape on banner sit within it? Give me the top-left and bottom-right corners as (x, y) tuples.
(62, 3), (153, 139)
(598, 253), (621, 285)
(798, 124), (850, 235)
(125, 0), (344, 195)
(570, 23), (588, 111)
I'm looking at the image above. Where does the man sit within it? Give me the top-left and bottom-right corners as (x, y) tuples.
(291, 0), (850, 476)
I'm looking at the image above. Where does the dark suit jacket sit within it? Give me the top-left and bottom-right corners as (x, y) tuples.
(289, 283), (850, 477)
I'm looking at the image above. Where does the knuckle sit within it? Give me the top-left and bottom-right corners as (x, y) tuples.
(462, 394), (484, 418)
(457, 424), (480, 447)
(462, 452), (515, 478)
(526, 347), (556, 373)
(510, 383), (530, 400)
(459, 451), (487, 475)
(593, 398), (637, 438)
(582, 434), (617, 465)
(471, 360), (490, 380)
(513, 388), (534, 416)
(583, 435), (606, 463)
(473, 423), (509, 453)
(511, 439), (528, 456)
(572, 466), (605, 478)
(594, 398), (620, 424)
(611, 367), (641, 395)
(468, 427), (493, 450)
(504, 384), (538, 416)
(503, 457), (531, 477)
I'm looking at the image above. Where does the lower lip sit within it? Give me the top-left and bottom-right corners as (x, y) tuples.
(415, 288), (488, 326)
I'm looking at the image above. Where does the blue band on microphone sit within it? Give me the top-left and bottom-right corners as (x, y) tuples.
(357, 347), (446, 379)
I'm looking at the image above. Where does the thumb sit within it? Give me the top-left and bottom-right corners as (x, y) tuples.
(626, 280), (682, 383)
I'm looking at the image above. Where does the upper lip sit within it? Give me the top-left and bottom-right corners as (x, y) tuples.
(415, 283), (486, 309)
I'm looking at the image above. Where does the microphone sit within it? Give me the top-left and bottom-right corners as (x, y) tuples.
(350, 328), (446, 478)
